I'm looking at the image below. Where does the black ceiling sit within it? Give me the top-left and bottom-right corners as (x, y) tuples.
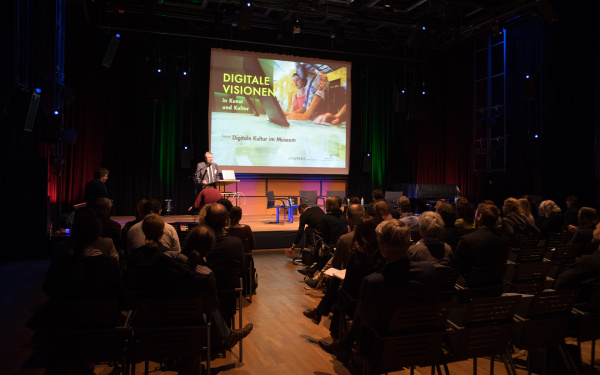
(76, 0), (554, 58)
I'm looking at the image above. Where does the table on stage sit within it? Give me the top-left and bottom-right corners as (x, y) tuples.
(215, 179), (241, 204)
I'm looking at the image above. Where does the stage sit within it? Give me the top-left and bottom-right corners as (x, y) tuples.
(113, 213), (301, 249)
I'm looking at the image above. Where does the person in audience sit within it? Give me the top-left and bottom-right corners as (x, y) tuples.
(84, 167), (110, 208)
(289, 203), (325, 267)
(373, 200), (393, 223)
(556, 222), (600, 302)
(44, 207), (126, 305)
(436, 201), (463, 250)
(451, 202), (509, 278)
(204, 203), (245, 326)
(568, 207), (599, 255)
(318, 219), (436, 364)
(122, 199), (147, 250)
(127, 199), (181, 254)
(538, 199), (565, 236)
(398, 196), (419, 231)
(326, 216), (385, 339)
(217, 198), (233, 212)
(189, 185), (223, 214)
(501, 197), (540, 247)
(365, 189), (385, 216)
(407, 211), (453, 268)
(303, 204), (365, 318)
(94, 197), (122, 255)
(226, 206), (255, 253)
(455, 198), (476, 230)
(181, 224), (253, 349)
(517, 198), (536, 227)
(564, 195), (580, 227)
(321, 197), (349, 250)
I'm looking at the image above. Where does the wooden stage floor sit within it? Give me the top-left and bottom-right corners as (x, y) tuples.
(112, 214), (300, 233)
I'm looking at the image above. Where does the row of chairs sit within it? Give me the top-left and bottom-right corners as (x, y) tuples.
(340, 288), (598, 375)
(46, 283), (245, 375)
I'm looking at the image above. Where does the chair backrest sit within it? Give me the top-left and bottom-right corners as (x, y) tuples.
(326, 190), (346, 200)
(510, 261), (551, 283)
(298, 190), (318, 205)
(545, 232), (572, 249)
(384, 191), (403, 206)
(266, 190), (276, 209)
(134, 298), (211, 327)
(525, 289), (578, 318)
(508, 246), (546, 263)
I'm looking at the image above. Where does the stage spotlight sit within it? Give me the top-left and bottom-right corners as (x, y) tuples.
(525, 74), (530, 79)
(422, 26), (426, 30)
(35, 88), (41, 94)
(115, 33), (120, 39)
(534, 134), (539, 139)
(182, 71), (188, 76)
(53, 110), (59, 115)
(422, 91), (426, 95)
(401, 89), (406, 94)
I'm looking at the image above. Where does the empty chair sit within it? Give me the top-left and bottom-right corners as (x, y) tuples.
(384, 191), (403, 207)
(266, 191), (289, 223)
(326, 190), (346, 200)
(298, 190), (320, 206)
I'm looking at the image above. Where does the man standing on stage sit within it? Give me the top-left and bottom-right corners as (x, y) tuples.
(195, 151), (219, 197)
(85, 167), (110, 208)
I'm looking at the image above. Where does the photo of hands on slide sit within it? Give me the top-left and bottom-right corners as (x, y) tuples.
(209, 49), (351, 175)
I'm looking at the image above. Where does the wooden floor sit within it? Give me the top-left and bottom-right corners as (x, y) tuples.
(2, 250), (600, 374)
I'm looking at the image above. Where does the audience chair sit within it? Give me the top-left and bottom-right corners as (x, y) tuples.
(45, 299), (132, 375)
(519, 234), (544, 249)
(434, 267), (461, 302)
(266, 191), (289, 224)
(131, 298), (212, 375)
(217, 275), (245, 361)
(456, 265), (508, 303)
(447, 295), (522, 375)
(240, 252), (255, 302)
(326, 190), (347, 201)
(505, 261), (553, 295)
(571, 285), (600, 370)
(508, 246), (546, 263)
(512, 289), (580, 375)
(545, 232), (573, 249)
(359, 303), (453, 375)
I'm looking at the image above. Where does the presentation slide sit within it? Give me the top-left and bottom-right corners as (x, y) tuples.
(208, 49), (351, 175)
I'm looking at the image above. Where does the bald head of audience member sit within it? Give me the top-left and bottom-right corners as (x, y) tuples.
(376, 219), (410, 262)
(346, 204), (366, 230)
(204, 203), (229, 234)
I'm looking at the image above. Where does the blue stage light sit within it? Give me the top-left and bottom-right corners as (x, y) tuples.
(53, 110), (59, 115)
(367, 153), (371, 157)
(115, 34), (121, 39)
(525, 75), (530, 79)
(534, 134), (539, 138)
(35, 88), (41, 94)
(157, 68), (162, 73)
(422, 91), (426, 95)
(401, 89), (406, 94)
(183, 71), (187, 76)
(422, 26), (426, 30)
(246, 1), (252, 7)
(184, 146), (188, 150)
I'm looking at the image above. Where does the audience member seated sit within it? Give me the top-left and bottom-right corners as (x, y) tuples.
(365, 189), (397, 218)
(95, 197), (123, 256)
(517, 197), (537, 227)
(455, 198), (476, 230)
(122, 199), (147, 250)
(538, 200), (566, 236)
(501, 197), (540, 248)
(44, 207), (126, 306)
(52, 207), (119, 261)
(327, 216), (385, 339)
(407, 211), (453, 268)
(564, 195), (580, 227)
(302, 204), (365, 319)
(204, 203), (245, 326)
(451, 202), (509, 279)
(436, 201), (463, 250)
(226, 206), (255, 253)
(217, 198), (233, 212)
(318, 219), (436, 363)
(373, 200), (393, 223)
(305, 197), (350, 272)
(556, 221), (600, 302)
(568, 207), (599, 256)
(397, 196), (419, 231)
(290, 203), (324, 269)
(127, 199), (181, 255)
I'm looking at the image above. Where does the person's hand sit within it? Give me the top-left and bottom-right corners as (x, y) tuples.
(188, 206), (194, 213)
(286, 112), (308, 120)
(567, 224), (578, 233)
(202, 180), (208, 185)
(314, 113), (340, 125)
